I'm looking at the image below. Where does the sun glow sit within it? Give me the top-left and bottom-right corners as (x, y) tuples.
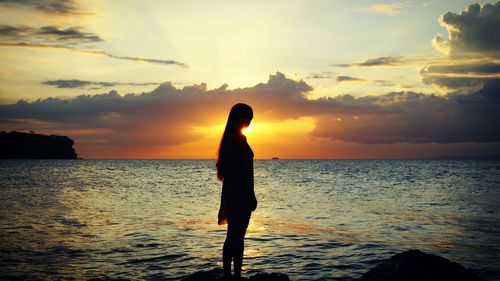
(242, 124), (253, 136)
(186, 117), (315, 159)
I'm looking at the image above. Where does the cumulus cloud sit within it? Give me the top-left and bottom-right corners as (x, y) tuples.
(432, 2), (500, 57)
(312, 82), (500, 144)
(0, 0), (82, 15)
(2, 73), (313, 147)
(41, 79), (159, 89)
(1, 72), (499, 149)
(423, 2), (500, 94)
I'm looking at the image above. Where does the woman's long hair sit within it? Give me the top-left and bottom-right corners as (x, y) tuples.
(216, 103), (253, 181)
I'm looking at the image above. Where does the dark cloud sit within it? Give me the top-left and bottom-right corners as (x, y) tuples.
(420, 60), (500, 94)
(0, 42), (189, 67)
(0, 118), (22, 124)
(38, 25), (101, 42)
(98, 51), (188, 67)
(2, 74), (309, 146)
(354, 56), (404, 67)
(0, 25), (103, 44)
(0, 0), (82, 15)
(41, 79), (159, 89)
(306, 72), (334, 79)
(374, 80), (395, 86)
(400, 84), (415, 89)
(0, 5), (187, 67)
(0, 24), (188, 67)
(332, 56), (421, 68)
(423, 2), (500, 94)
(422, 61), (500, 75)
(312, 80), (500, 144)
(1, 72), (499, 148)
(336, 76), (367, 82)
(433, 2), (500, 57)
(336, 76), (393, 86)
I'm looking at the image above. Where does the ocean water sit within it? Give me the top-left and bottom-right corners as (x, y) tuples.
(0, 160), (499, 281)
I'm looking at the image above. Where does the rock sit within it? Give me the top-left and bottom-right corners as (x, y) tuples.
(182, 268), (223, 281)
(249, 273), (290, 281)
(181, 268), (290, 281)
(360, 249), (483, 281)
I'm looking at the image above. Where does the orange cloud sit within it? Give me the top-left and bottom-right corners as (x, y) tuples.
(1, 72), (500, 158)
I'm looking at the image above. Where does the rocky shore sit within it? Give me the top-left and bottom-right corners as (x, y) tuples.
(181, 250), (483, 281)
(182, 268), (290, 281)
(360, 250), (484, 281)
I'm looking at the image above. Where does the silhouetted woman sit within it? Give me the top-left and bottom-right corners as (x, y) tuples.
(217, 103), (257, 280)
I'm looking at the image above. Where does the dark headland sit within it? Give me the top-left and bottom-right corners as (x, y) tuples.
(0, 131), (78, 159)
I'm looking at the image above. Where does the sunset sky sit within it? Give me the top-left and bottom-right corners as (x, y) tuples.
(1, 0), (499, 159)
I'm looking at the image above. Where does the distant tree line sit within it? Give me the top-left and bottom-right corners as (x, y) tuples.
(0, 131), (78, 159)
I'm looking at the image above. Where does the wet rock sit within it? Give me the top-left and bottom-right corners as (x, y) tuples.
(249, 272), (290, 281)
(360, 249), (483, 281)
(181, 268), (290, 281)
(182, 268), (222, 281)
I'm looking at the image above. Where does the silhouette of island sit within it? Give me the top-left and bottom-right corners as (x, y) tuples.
(0, 131), (78, 159)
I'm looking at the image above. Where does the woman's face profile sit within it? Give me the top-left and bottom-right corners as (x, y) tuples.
(242, 118), (251, 128)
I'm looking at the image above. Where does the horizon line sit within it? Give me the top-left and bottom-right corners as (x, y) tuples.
(11, 156), (496, 161)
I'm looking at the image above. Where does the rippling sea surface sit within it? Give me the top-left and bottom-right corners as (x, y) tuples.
(1, 160), (499, 281)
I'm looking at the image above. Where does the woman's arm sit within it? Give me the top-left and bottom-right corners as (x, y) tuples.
(218, 182), (228, 225)
(220, 183), (226, 210)
(249, 157), (257, 211)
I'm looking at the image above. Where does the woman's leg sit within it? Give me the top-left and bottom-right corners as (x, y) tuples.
(222, 225), (233, 278)
(232, 213), (251, 278)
